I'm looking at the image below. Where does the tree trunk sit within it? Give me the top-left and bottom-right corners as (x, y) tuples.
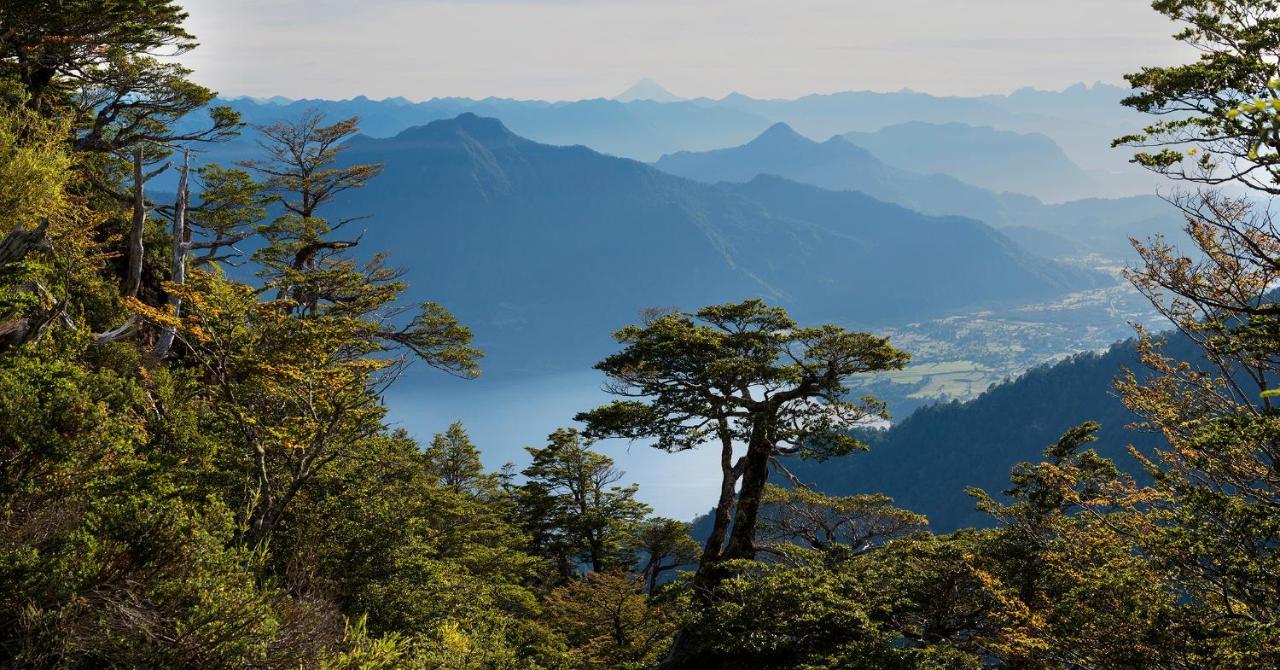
(590, 540), (605, 573)
(123, 148), (146, 298)
(663, 422), (759, 670)
(152, 151), (189, 361)
(0, 223), (54, 350)
(721, 417), (773, 562)
(691, 425), (740, 592)
(0, 222), (48, 265)
(644, 556), (659, 594)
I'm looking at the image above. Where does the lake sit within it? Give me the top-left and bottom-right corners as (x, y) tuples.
(386, 368), (726, 519)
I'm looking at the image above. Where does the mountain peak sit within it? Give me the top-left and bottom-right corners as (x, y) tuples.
(451, 112), (513, 135)
(748, 122), (811, 147)
(391, 113), (522, 147)
(615, 78), (684, 103)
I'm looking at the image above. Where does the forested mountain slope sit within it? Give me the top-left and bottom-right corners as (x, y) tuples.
(791, 332), (1199, 531)
(323, 114), (1104, 373)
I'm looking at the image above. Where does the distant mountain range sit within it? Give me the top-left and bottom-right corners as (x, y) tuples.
(842, 122), (1096, 202)
(710, 82), (1152, 192)
(654, 123), (1181, 260)
(192, 95), (770, 165)
(192, 82), (1156, 195)
(316, 114), (1105, 375)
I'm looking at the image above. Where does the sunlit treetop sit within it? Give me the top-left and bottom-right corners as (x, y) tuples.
(578, 299), (909, 461)
(1114, 0), (1280, 193)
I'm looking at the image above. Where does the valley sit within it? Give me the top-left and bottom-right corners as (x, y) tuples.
(856, 279), (1167, 415)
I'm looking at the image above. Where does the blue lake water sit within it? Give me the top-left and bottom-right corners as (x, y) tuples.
(385, 368), (725, 520)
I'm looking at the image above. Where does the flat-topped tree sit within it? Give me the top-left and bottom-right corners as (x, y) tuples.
(576, 300), (908, 592)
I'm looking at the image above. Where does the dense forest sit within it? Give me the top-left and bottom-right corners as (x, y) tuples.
(2, 1), (1280, 669)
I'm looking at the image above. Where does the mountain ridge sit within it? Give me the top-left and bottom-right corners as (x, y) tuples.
(320, 114), (1107, 375)
(653, 123), (1181, 259)
(183, 83), (1155, 191)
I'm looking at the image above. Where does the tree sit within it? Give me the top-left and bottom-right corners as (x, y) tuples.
(187, 163), (272, 267)
(425, 421), (488, 494)
(0, 0), (239, 151)
(956, 424), (1191, 668)
(1113, 0), (1280, 194)
(849, 531), (999, 668)
(516, 428), (651, 578)
(0, 0), (245, 349)
(577, 300), (906, 667)
(1108, 201), (1280, 660)
(242, 111), (380, 221)
(758, 485), (925, 560)
(544, 571), (678, 670)
(576, 300), (908, 592)
(240, 113), (478, 371)
(1103, 0), (1280, 661)
(0, 119), (336, 665)
(0, 104), (103, 350)
(243, 111), (382, 312)
(0, 6), (536, 668)
(630, 518), (701, 594)
(1012, 3), (1280, 662)
(131, 113), (479, 547)
(150, 148), (189, 360)
(673, 555), (953, 670)
(269, 429), (546, 658)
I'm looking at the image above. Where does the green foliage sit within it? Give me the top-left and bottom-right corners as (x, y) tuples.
(677, 557), (975, 670)
(545, 571), (677, 670)
(0, 0), (239, 151)
(0, 8), (506, 666)
(1114, 0), (1280, 193)
(516, 428), (652, 578)
(0, 346), (322, 669)
(1103, 3), (1280, 664)
(577, 300), (908, 665)
(580, 300), (907, 593)
(0, 106), (71, 232)
(759, 485), (926, 557)
(188, 163), (273, 265)
(630, 518), (700, 594)
(425, 421), (491, 493)
(579, 300), (907, 460)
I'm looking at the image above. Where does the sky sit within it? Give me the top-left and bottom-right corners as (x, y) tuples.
(180, 0), (1192, 102)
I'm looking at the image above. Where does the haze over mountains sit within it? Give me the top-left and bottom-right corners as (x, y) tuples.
(842, 122), (1096, 202)
(655, 123), (1181, 260)
(183, 82), (1180, 269)
(322, 114), (1103, 375)
(199, 81), (1154, 194)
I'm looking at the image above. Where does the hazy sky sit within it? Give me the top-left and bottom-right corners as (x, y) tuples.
(181, 0), (1191, 102)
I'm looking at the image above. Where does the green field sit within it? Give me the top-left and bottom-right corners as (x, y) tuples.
(862, 361), (1000, 402)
